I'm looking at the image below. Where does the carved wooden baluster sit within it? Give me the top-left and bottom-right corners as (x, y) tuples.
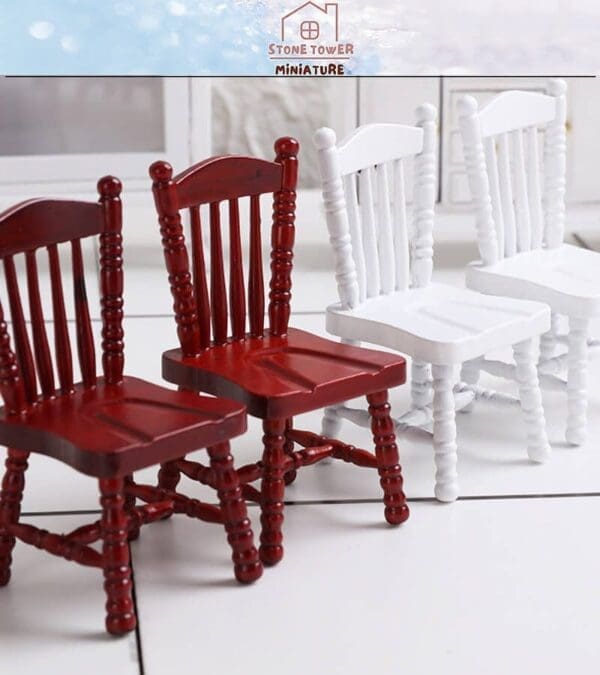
(189, 205), (211, 349)
(376, 163), (395, 294)
(344, 173), (367, 302)
(392, 159), (409, 291)
(228, 199), (246, 340)
(0, 448), (29, 585)
(4, 256), (37, 403)
(98, 176), (125, 385)
(483, 137), (505, 259)
(431, 364), (459, 502)
(71, 239), (96, 387)
(210, 202), (228, 344)
(497, 133), (517, 257)
(0, 301), (25, 415)
(47, 245), (74, 393)
(412, 103), (437, 288)
(526, 126), (544, 250)
(248, 195), (265, 337)
(314, 127), (360, 309)
(269, 137), (299, 337)
(150, 161), (201, 357)
(359, 166), (381, 297)
(511, 129), (531, 252)
(259, 418), (287, 565)
(544, 79), (567, 249)
(457, 96), (499, 266)
(25, 250), (55, 398)
(566, 316), (588, 446)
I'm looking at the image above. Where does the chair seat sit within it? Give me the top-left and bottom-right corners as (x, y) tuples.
(466, 244), (600, 318)
(162, 328), (406, 419)
(0, 376), (246, 478)
(326, 283), (550, 365)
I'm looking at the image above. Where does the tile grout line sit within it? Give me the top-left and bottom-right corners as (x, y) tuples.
(129, 546), (146, 675)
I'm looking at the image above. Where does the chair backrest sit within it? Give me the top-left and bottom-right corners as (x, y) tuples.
(458, 79), (567, 266)
(0, 177), (124, 416)
(314, 106), (437, 310)
(150, 137), (299, 357)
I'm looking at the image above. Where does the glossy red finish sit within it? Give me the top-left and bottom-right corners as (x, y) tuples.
(0, 180), (262, 636)
(150, 137), (409, 565)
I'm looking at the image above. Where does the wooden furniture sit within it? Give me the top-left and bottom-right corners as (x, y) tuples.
(150, 137), (409, 566)
(314, 107), (553, 502)
(458, 79), (600, 446)
(0, 178), (262, 636)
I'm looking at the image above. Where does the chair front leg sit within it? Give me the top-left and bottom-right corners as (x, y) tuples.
(259, 418), (287, 565)
(207, 441), (262, 583)
(367, 391), (409, 525)
(100, 477), (136, 635)
(431, 365), (459, 502)
(513, 338), (551, 462)
(0, 448), (29, 586)
(566, 316), (589, 446)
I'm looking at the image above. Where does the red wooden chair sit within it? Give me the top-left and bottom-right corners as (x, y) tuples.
(149, 137), (410, 567)
(0, 177), (262, 636)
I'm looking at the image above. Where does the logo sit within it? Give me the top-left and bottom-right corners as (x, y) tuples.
(268, 2), (354, 76)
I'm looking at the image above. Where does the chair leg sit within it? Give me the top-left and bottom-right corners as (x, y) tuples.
(540, 311), (560, 363)
(124, 475), (139, 542)
(283, 418), (297, 485)
(411, 360), (431, 409)
(259, 418), (287, 566)
(459, 360), (479, 413)
(321, 405), (343, 438)
(157, 461), (181, 492)
(99, 477), (136, 636)
(566, 316), (589, 446)
(513, 338), (551, 462)
(367, 391), (409, 525)
(206, 442), (262, 584)
(431, 365), (459, 502)
(0, 449), (29, 586)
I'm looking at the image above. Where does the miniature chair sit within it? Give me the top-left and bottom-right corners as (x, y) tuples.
(150, 137), (409, 566)
(0, 178), (262, 636)
(458, 79), (600, 445)
(314, 106), (552, 502)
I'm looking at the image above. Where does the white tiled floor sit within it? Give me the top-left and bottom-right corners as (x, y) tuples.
(2, 261), (600, 674)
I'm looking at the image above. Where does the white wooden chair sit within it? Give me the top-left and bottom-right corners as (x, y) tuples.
(458, 79), (600, 446)
(314, 106), (552, 502)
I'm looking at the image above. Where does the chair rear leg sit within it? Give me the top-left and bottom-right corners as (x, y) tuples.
(367, 391), (409, 525)
(0, 448), (29, 586)
(157, 461), (181, 491)
(207, 442), (262, 584)
(513, 338), (551, 462)
(259, 418), (287, 565)
(124, 475), (139, 542)
(566, 316), (589, 446)
(459, 360), (479, 413)
(283, 418), (297, 485)
(100, 477), (136, 636)
(411, 360), (431, 409)
(321, 405), (343, 438)
(431, 365), (459, 502)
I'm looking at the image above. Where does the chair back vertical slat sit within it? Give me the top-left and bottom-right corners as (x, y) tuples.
(248, 195), (265, 337)
(526, 126), (544, 249)
(483, 137), (505, 258)
(391, 160), (409, 291)
(497, 132), (517, 257)
(375, 163), (395, 294)
(98, 176), (125, 385)
(343, 173), (366, 303)
(511, 129), (531, 252)
(544, 79), (567, 248)
(269, 138), (299, 337)
(209, 202), (228, 345)
(71, 239), (96, 388)
(457, 96), (499, 266)
(189, 205), (211, 349)
(412, 104), (437, 288)
(47, 244), (74, 393)
(359, 167), (380, 298)
(228, 199), (246, 340)
(3, 256), (36, 404)
(0, 299), (25, 415)
(25, 250), (55, 397)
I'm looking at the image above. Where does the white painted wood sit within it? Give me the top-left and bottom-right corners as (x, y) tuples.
(412, 104), (437, 288)
(392, 160), (410, 291)
(497, 133), (517, 257)
(411, 361), (432, 409)
(459, 359), (480, 412)
(544, 79), (568, 249)
(539, 312), (560, 363)
(511, 129), (531, 252)
(477, 90), (556, 138)
(343, 174), (367, 303)
(566, 316), (589, 446)
(376, 163), (396, 294)
(321, 405), (343, 438)
(359, 167), (380, 298)
(457, 96), (499, 266)
(483, 137), (505, 259)
(432, 365), (459, 503)
(513, 339), (551, 462)
(525, 126), (544, 250)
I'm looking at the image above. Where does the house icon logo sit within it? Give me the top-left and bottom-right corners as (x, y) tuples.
(281, 2), (339, 42)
